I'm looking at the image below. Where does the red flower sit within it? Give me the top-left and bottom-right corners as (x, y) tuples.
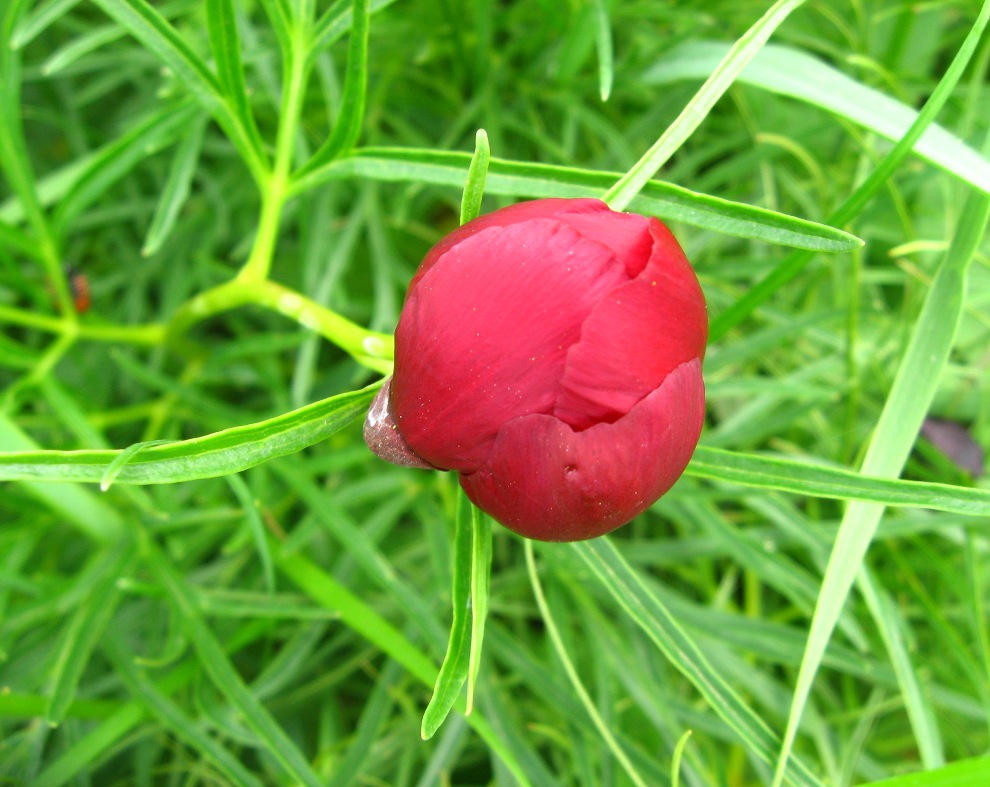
(364, 198), (708, 541)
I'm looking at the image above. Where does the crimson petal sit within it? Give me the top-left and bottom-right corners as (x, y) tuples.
(391, 218), (628, 471)
(408, 198), (611, 293)
(460, 359), (705, 541)
(554, 219), (708, 430)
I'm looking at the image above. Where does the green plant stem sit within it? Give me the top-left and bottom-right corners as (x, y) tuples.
(1, 0), (73, 315)
(237, 21), (311, 282)
(238, 174), (288, 283)
(167, 278), (393, 371)
(2, 333), (77, 413)
(0, 304), (165, 345)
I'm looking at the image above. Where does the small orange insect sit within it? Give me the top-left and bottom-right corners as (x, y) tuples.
(65, 266), (91, 313)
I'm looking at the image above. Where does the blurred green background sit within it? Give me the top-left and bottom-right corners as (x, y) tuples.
(1, 0), (989, 784)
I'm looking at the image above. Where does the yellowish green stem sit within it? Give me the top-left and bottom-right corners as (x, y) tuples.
(167, 278), (393, 372)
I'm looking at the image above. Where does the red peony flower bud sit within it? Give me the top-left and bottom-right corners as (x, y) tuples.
(364, 198), (708, 542)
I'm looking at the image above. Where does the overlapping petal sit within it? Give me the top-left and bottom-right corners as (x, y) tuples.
(367, 198), (709, 541)
(460, 360), (705, 541)
(391, 218), (628, 471)
(553, 219), (708, 430)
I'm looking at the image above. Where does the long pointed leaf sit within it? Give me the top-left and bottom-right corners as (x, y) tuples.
(292, 148), (862, 252)
(603, 0), (805, 211)
(0, 386), (377, 484)
(772, 135), (990, 786)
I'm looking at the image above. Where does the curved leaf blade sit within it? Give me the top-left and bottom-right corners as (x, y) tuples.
(0, 386), (377, 484)
(645, 42), (990, 195)
(687, 446), (990, 516)
(293, 147), (863, 252)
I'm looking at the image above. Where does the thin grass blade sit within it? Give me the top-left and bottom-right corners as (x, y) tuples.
(53, 104), (198, 236)
(45, 542), (135, 725)
(206, 0), (263, 153)
(527, 542), (649, 787)
(293, 148), (862, 252)
(590, 0), (613, 101)
(602, 0), (805, 211)
(572, 537), (824, 787)
(298, 0), (370, 175)
(90, 0), (267, 182)
(102, 631), (267, 787)
(11, 0), (82, 49)
(422, 492), (481, 739)
(710, 0), (990, 342)
(466, 506), (492, 713)
(142, 114), (207, 256)
(276, 544), (535, 787)
(687, 446), (990, 516)
(645, 42), (990, 195)
(142, 536), (325, 787)
(0, 414), (124, 543)
(226, 473), (276, 594)
(772, 152), (990, 784)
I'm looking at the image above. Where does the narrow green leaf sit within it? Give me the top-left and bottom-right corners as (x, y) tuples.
(671, 730), (693, 787)
(772, 138), (990, 786)
(205, 0), (263, 155)
(0, 413), (125, 543)
(686, 446), (990, 516)
(45, 542), (135, 725)
(256, 0), (292, 56)
(31, 705), (147, 787)
(466, 506), (492, 714)
(42, 23), (124, 75)
(711, 0), (990, 342)
(0, 219), (37, 258)
(310, 0), (398, 54)
(100, 440), (170, 491)
(53, 103), (198, 236)
(422, 492), (474, 740)
(90, 0), (219, 100)
(226, 474), (276, 594)
(645, 42), (990, 196)
(528, 542), (650, 787)
(11, 0), (81, 49)
(142, 115), (207, 256)
(590, 0), (613, 101)
(857, 574), (944, 768)
(328, 660), (403, 787)
(1, 0), (62, 279)
(0, 385), (377, 484)
(28, 624), (281, 786)
(292, 147), (862, 252)
(274, 463), (444, 646)
(459, 129), (491, 225)
(143, 537), (325, 787)
(90, 0), (268, 182)
(102, 631), (267, 787)
(298, 0), (370, 175)
(572, 537), (823, 787)
(276, 544), (536, 787)
(862, 757), (990, 786)
(602, 0), (805, 211)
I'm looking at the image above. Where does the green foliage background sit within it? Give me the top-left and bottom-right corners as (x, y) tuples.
(1, 0), (989, 784)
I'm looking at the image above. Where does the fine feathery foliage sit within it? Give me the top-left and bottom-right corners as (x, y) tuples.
(1, 0), (989, 785)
